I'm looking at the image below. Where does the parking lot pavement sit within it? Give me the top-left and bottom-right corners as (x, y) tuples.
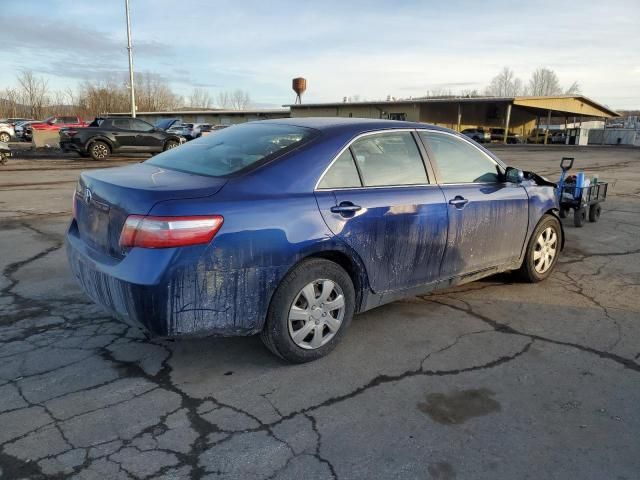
(1, 147), (639, 479)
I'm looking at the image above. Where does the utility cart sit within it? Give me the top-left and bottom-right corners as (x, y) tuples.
(556, 157), (608, 227)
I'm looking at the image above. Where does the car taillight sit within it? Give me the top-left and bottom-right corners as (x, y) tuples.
(119, 215), (224, 249)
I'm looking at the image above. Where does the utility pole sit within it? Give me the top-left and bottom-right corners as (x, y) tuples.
(125, 0), (136, 118)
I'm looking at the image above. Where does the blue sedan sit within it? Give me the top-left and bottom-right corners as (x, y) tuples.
(67, 118), (563, 362)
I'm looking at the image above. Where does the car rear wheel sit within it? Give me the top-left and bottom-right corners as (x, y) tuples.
(261, 258), (355, 363)
(516, 214), (562, 283)
(89, 141), (110, 160)
(0, 132), (10, 143)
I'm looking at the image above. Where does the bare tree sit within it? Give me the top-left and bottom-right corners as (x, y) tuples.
(188, 88), (213, 108)
(134, 72), (182, 112)
(485, 67), (523, 96)
(17, 70), (49, 118)
(459, 89), (480, 97)
(564, 81), (581, 95)
(1, 87), (24, 118)
(217, 91), (231, 109)
(230, 89), (251, 110)
(77, 76), (129, 116)
(527, 68), (562, 96)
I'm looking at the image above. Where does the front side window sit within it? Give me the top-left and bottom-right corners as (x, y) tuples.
(147, 123), (315, 177)
(350, 132), (427, 187)
(131, 119), (154, 132)
(419, 132), (501, 184)
(318, 149), (361, 189)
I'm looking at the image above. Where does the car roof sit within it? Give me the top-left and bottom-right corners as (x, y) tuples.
(258, 117), (453, 134)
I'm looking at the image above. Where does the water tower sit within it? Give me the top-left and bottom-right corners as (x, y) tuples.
(292, 77), (307, 104)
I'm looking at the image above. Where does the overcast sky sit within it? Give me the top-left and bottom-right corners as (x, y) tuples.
(1, 0), (639, 109)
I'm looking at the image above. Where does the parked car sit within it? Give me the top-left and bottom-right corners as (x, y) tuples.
(167, 122), (211, 140)
(551, 132), (567, 144)
(154, 118), (182, 131)
(14, 120), (37, 141)
(25, 115), (86, 141)
(461, 127), (491, 143)
(0, 141), (10, 165)
(60, 116), (184, 160)
(0, 123), (15, 143)
(527, 131), (552, 144)
(490, 128), (524, 144)
(67, 118), (562, 363)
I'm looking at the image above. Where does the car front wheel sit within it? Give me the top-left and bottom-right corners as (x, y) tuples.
(516, 214), (562, 282)
(261, 258), (355, 363)
(164, 140), (179, 151)
(0, 132), (10, 143)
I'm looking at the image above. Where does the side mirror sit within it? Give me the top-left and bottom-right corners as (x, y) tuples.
(505, 166), (524, 184)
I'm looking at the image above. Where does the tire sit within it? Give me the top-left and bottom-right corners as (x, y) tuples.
(588, 203), (601, 223)
(559, 207), (569, 219)
(573, 207), (586, 228)
(260, 258), (355, 363)
(89, 141), (110, 160)
(0, 132), (10, 143)
(516, 214), (562, 283)
(164, 140), (179, 151)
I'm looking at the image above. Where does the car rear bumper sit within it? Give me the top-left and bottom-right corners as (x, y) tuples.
(66, 221), (280, 337)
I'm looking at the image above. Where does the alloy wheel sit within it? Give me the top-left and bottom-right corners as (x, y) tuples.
(533, 226), (558, 274)
(92, 143), (109, 159)
(288, 279), (345, 350)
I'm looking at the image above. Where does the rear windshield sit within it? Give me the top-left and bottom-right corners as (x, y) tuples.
(147, 123), (315, 177)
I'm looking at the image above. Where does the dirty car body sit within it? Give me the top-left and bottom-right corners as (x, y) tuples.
(66, 118), (560, 339)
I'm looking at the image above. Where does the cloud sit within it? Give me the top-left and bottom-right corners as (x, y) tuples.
(1, 16), (168, 58)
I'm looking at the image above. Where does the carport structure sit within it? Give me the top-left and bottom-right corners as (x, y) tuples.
(288, 95), (619, 143)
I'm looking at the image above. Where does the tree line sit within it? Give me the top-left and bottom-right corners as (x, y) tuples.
(0, 70), (252, 120)
(341, 66), (581, 102)
(484, 67), (580, 97)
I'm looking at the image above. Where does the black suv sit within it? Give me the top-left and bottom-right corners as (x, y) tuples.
(60, 117), (184, 160)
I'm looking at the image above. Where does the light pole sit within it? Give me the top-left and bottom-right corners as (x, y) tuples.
(125, 0), (136, 118)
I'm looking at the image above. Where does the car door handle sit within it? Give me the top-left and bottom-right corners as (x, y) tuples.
(330, 202), (362, 215)
(449, 196), (469, 208)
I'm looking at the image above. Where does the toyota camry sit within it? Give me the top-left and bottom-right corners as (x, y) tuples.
(67, 118), (563, 362)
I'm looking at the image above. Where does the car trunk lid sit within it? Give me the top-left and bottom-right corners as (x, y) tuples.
(75, 163), (227, 259)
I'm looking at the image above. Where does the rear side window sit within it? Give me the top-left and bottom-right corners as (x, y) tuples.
(113, 119), (132, 130)
(318, 150), (361, 189)
(350, 131), (427, 187)
(147, 123), (315, 177)
(419, 131), (501, 184)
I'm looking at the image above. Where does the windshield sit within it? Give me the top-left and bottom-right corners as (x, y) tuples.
(155, 119), (178, 129)
(147, 123), (315, 177)
(43, 116), (55, 123)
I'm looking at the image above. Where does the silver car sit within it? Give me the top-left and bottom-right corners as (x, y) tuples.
(167, 123), (210, 141)
(0, 123), (15, 143)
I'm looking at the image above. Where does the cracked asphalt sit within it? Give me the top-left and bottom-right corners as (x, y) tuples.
(1, 146), (639, 479)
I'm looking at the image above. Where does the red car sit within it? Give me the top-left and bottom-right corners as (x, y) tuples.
(25, 115), (87, 141)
